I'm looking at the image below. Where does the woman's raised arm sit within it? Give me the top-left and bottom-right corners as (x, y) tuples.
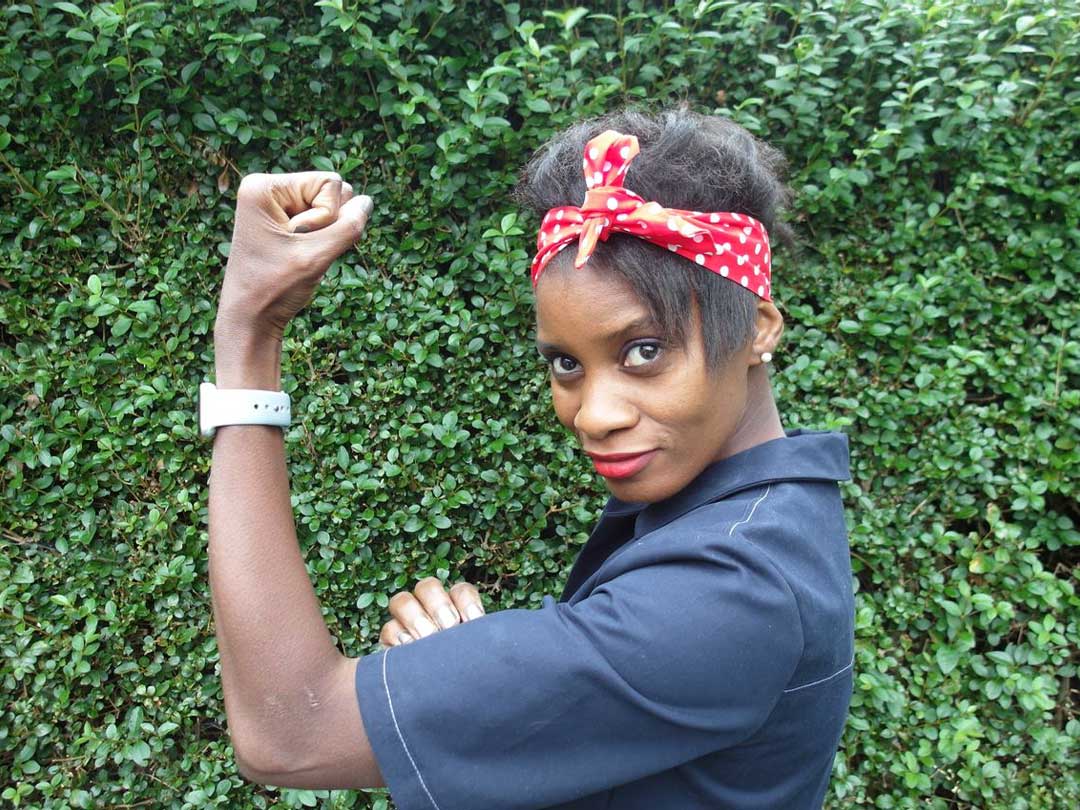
(206, 171), (384, 785)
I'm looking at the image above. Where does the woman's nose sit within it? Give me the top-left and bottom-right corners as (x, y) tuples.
(573, 376), (638, 440)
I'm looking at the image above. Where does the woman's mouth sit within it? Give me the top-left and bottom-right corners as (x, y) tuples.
(587, 450), (659, 479)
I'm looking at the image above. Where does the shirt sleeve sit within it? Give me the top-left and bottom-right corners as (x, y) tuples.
(353, 534), (804, 810)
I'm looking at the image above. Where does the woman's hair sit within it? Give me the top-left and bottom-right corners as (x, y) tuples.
(512, 103), (798, 374)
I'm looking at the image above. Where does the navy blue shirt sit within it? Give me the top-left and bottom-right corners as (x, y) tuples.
(355, 428), (854, 809)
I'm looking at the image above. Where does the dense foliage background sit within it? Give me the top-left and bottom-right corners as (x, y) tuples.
(2, 0), (1077, 807)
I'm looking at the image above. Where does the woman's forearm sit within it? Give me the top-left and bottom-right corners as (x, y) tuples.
(207, 325), (344, 769)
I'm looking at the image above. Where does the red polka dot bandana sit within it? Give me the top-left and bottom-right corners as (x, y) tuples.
(530, 130), (773, 302)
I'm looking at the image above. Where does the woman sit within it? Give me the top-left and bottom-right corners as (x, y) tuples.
(206, 105), (855, 809)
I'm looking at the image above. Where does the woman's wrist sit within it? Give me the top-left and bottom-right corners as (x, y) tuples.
(214, 318), (283, 390)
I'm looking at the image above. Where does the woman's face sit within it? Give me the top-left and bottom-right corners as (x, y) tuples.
(534, 261), (763, 504)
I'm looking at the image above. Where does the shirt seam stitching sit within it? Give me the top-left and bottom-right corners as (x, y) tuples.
(732, 487), (852, 696)
(727, 482), (772, 536)
(619, 480), (776, 561)
(782, 654), (855, 693)
(719, 483), (807, 749)
(638, 475), (844, 533)
(383, 649), (443, 810)
(731, 485), (811, 695)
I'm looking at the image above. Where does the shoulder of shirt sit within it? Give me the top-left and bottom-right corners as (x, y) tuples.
(605, 430), (851, 534)
(611, 478), (839, 567)
(646, 485), (782, 545)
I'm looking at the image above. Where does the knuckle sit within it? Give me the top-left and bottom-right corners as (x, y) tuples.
(237, 174), (265, 198)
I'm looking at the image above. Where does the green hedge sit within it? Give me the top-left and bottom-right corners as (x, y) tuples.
(1, 1), (1077, 807)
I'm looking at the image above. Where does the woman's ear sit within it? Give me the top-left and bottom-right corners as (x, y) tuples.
(750, 300), (784, 365)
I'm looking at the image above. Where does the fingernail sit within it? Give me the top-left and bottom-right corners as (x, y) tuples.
(414, 617), (437, 638)
(359, 195), (374, 216)
(465, 604), (484, 621)
(294, 224), (310, 233)
(397, 631), (414, 645)
(436, 605), (458, 629)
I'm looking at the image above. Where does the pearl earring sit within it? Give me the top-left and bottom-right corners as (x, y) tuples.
(761, 352), (773, 363)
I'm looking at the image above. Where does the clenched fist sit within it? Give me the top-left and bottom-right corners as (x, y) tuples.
(216, 171), (374, 345)
(379, 578), (487, 648)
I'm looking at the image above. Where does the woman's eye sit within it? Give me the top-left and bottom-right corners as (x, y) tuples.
(551, 356), (579, 375)
(624, 343), (662, 367)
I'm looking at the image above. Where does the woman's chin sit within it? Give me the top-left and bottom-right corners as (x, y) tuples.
(601, 469), (669, 504)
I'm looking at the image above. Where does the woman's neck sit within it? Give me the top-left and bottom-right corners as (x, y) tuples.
(715, 365), (786, 461)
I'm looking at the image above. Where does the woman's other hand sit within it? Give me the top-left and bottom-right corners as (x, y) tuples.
(380, 578), (487, 647)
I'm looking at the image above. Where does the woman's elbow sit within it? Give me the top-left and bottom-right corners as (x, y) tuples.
(231, 730), (281, 785)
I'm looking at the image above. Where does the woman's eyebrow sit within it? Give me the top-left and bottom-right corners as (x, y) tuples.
(535, 315), (659, 353)
(598, 315), (659, 341)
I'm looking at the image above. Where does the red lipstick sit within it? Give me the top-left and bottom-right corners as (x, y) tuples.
(586, 450), (658, 479)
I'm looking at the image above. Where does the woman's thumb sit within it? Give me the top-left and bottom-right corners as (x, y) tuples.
(332, 194), (374, 245)
(305, 195), (375, 265)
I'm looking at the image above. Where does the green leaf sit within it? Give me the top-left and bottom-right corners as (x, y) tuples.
(180, 60), (202, 84)
(127, 741), (151, 766)
(111, 316), (133, 337)
(55, 2), (86, 18)
(936, 645), (962, 675)
(45, 165), (77, 182)
(1015, 15), (1036, 33)
(525, 97), (551, 114)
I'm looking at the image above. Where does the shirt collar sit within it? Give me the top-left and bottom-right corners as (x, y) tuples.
(602, 428), (851, 538)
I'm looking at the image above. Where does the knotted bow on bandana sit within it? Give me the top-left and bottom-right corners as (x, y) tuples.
(530, 130), (773, 302)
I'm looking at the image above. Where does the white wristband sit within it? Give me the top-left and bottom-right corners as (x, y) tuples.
(199, 382), (291, 439)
